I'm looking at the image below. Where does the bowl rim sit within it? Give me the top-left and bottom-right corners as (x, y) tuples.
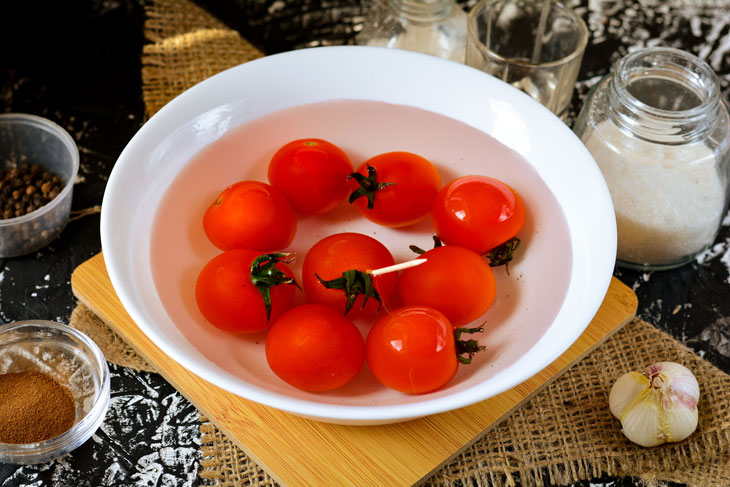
(0, 113), (80, 227)
(101, 45), (616, 423)
(0, 320), (111, 462)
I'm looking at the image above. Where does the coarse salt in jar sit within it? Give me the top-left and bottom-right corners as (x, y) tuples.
(573, 47), (730, 270)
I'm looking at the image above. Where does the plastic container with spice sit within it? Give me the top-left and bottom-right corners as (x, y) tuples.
(573, 47), (730, 270)
(0, 321), (110, 464)
(0, 113), (79, 258)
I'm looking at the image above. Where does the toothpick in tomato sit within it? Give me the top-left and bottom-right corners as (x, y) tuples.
(302, 232), (398, 319)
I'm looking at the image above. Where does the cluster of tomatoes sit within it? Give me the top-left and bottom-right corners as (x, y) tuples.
(194, 138), (526, 395)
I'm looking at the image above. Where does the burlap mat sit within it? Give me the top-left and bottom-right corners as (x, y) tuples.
(71, 0), (730, 485)
(141, 0), (263, 118)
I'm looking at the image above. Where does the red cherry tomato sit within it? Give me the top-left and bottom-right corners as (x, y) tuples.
(266, 304), (365, 392)
(195, 250), (297, 334)
(203, 180), (296, 251)
(268, 138), (353, 215)
(366, 306), (458, 394)
(431, 175), (525, 254)
(399, 245), (496, 327)
(349, 151), (441, 227)
(302, 232), (398, 320)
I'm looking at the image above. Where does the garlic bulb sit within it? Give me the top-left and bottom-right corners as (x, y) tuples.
(608, 361), (700, 447)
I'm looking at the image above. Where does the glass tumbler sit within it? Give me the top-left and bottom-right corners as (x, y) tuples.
(466, 0), (588, 119)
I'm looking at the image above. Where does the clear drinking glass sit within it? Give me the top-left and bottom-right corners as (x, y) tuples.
(466, 0), (588, 119)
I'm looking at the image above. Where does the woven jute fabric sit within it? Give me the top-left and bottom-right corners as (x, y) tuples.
(141, 0), (263, 118)
(70, 304), (156, 373)
(69, 0), (730, 485)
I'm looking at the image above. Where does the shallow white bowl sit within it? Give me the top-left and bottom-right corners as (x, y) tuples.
(101, 46), (616, 425)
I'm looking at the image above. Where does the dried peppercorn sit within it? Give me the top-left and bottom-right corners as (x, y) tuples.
(0, 163), (63, 220)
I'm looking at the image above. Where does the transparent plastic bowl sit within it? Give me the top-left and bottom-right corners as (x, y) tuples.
(0, 321), (110, 464)
(0, 114), (79, 257)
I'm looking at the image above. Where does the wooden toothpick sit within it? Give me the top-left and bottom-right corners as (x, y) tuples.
(368, 258), (427, 276)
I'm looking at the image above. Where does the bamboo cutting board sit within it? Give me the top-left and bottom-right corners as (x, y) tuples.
(71, 253), (637, 487)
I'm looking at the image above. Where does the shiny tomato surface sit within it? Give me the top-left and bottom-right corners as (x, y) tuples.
(350, 151), (441, 227)
(265, 304), (365, 392)
(366, 306), (458, 394)
(202, 180), (296, 251)
(302, 232), (398, 320)
(195, 249), (296, 333)
(268, 138), (353, 215)
(431, 175), (525, 254)
(399, 245), (496, 326)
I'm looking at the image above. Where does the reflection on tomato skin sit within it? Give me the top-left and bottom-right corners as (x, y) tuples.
(366, 306), (458, 395)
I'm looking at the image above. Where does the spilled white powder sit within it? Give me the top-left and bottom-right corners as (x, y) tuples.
(583, 120), (726, 266)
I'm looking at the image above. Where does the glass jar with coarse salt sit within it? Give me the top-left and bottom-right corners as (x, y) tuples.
(573, 47), (730, 270)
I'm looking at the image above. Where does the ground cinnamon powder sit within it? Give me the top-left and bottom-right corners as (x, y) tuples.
(0, 371), (76, 444)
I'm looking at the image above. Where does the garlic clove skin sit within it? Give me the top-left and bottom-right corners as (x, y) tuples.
(619, 388), (666, 447)
(662, 394), (698, 443)
(609, 371), (649, 419)
(608, 361), (700, 447)
(646, 362), (700, 405)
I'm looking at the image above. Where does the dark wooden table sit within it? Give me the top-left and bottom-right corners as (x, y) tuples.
(1, 1), (728, 485)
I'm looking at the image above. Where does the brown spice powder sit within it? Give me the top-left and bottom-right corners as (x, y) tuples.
(0, 371), (76, 444)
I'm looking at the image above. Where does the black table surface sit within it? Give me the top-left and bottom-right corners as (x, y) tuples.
(1, 0), (729, 486)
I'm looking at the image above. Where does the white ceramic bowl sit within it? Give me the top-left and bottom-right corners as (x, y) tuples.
(101, 46), (616, 425)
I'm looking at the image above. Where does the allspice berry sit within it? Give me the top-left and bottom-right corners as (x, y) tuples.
(0, 164), (63, 220)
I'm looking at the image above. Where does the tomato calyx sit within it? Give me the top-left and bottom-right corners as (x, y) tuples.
(250, 253), (301, 323)
(487, 237), (521, 270)
(455, 325), (486, 365)
(409, 235), (443, 255)
(348, 164), (396, 210)
(315, 269), (382, 315)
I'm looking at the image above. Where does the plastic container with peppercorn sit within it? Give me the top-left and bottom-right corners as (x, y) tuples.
(0, 113), (79, 257)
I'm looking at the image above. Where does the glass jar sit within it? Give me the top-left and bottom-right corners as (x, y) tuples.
(356, 0), (468, 63)
(574, 47), (730, 270)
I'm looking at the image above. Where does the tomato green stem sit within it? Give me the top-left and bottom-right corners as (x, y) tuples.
(250, 253), (300, 324)
(316, 269), (382, 315)
(409, 235), (443, 255)
(455, 325), (486, 364)
(487, 237), (521, 270)
(348, 164), (396, 209)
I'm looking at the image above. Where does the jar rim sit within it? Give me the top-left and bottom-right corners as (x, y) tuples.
(390, 0), (454, 22)
(613, 47), (720, 121)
